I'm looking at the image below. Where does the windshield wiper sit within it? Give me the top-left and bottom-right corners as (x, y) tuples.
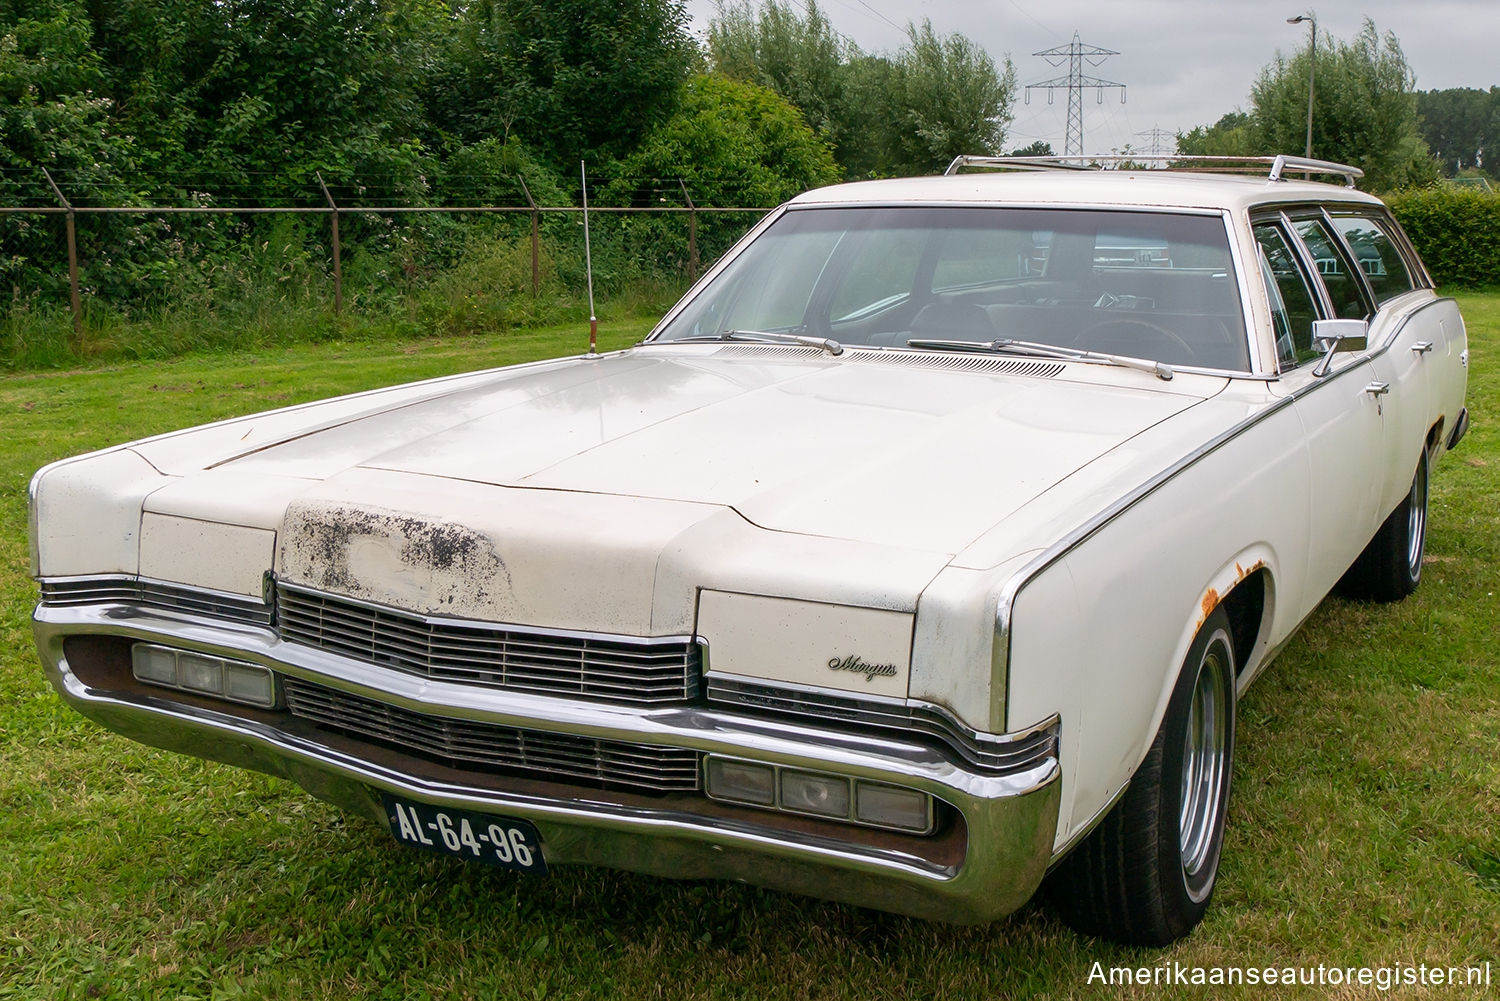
(652, 330), (844, 356)
(906, 337), (1174, 381)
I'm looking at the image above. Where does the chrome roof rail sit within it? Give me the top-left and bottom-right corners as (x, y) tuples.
(944, 154), (1364, 188)
(944, 155), (1092, 174)
(1265, 154), (1363, 186)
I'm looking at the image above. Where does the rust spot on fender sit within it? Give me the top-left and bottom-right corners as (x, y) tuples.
(1234, 559), (1267, 582)
(1200, 587), (1220, 623)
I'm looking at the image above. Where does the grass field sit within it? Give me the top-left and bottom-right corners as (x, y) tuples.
(2, 297), (1497, 999)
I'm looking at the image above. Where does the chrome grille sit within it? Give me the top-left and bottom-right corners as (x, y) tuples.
(283, 678), (701, 794)
(275, 583), (701, 705)
(39, 576), (272, 626)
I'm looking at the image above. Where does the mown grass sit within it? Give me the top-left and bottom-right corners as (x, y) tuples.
(1, 295), (1497, 999)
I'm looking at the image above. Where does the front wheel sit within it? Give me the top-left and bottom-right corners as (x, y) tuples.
(1047, 607), (1237, 945)
(1336, 448), (1429, 602)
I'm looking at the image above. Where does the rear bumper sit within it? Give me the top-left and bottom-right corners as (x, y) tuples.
(34, 601), (1060, 924)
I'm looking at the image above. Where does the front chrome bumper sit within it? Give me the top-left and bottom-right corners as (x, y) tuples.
(34, 601), (1060, 923)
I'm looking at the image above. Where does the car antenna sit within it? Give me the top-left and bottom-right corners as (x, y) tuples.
(581, 161), (598, 356)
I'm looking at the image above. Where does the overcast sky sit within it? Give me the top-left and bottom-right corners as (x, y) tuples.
(682, 1), (1496, 158)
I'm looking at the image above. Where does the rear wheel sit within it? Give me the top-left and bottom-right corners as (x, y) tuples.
(1336, 448), (1429, 602)
(1047, 607), (1236, 945)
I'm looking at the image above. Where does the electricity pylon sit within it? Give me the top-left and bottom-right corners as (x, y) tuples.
(1026, 32), (1125, 160)
(1137, 126), (1176, 158)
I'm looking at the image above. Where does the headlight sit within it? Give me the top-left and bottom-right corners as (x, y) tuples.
(704, 754), (936, 835)
(131, 643), (278, 709)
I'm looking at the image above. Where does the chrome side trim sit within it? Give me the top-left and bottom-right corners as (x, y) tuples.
(1221, 207), (1276, 377)
(39, 574), (272, 626)
(994, 294), (1457, 723)
(706, 673), (1059, 775)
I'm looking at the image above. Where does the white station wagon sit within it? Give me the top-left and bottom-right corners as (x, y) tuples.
(29, 156), (1470, 945)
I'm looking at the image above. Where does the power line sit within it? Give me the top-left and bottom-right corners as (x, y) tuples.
(830, 0), (903, 35)
(1025, 32), (1125, 160)
(1004, 0), (1055, 36)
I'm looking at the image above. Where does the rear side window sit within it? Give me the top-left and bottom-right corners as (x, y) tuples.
(1292, 217), (1370, 320)
(1329, 215), (1416, 303)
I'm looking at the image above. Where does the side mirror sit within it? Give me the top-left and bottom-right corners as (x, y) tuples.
(1312, 318), (1369, 377)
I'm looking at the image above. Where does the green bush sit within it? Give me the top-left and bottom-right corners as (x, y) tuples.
(1387, 186), (1500, 288)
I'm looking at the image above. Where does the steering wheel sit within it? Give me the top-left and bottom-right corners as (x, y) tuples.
(1072, 318), (1195, 362)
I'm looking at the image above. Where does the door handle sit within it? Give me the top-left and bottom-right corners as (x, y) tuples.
(1365, 380), (1390, 414)
(1411, 340), (1434, 355)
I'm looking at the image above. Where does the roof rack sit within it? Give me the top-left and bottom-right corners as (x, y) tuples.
(944, 154), (1364, 188)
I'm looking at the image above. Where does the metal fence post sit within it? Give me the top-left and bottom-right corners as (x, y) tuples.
(316, 172), (342, 315)
(41, 167), (85, 348)
(518, 175), (539, 298)
(679, 180), (698, 284)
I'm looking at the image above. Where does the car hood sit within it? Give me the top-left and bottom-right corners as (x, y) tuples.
(211, 345), (1223, 556)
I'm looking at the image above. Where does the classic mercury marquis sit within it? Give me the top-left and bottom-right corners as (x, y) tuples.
(29, 156), (1470, 945)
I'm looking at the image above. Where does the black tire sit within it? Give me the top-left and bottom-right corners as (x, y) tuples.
(1335, 448), (1429, 603)
(1046, 606), (1236, 946)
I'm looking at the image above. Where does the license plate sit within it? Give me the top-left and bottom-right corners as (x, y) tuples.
(381, 794), (548, 875)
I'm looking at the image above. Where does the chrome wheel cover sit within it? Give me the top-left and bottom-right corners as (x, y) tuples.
(1407, 456), (1428, 580)
(1179, 632), (1231, 903)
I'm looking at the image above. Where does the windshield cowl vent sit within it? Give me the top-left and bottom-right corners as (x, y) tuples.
(846, 350), (1065, 378)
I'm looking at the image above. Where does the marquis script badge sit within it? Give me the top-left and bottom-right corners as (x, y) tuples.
(827, 654), (898, 682)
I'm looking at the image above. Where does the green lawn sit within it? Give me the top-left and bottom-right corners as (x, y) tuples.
(2, 298), (1497, 1000)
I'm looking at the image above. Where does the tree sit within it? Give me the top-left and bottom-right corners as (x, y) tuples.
(1249, 19), (1436, 191)
(72, 0), (439, 200)
(882, 20), (1016, 176)
(707, 4), (1016, 180)
(1007, 140), (1054, 158)
(1176, 111), (1254, 158)
(708, 1), (846, 142)
(603, 73), (838, 209)
(472, 0), (696, 167)
(598, 73), (839, 280)
(0, 0), (135, 201)
(834, 53), (896, 177)
(1417, 87), (1499, 177)
(708, 0), (889, 177)
(0, 1), (146, 301)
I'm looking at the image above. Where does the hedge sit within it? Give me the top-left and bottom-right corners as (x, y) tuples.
(1386, 187), (1500, 288)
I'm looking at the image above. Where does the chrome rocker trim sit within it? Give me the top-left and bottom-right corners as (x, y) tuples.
(34, 601), (1061, 924)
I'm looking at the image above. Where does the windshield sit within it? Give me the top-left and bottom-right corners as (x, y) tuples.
(654, 206), (1250, 371)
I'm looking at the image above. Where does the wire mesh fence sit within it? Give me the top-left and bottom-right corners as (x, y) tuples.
(1, 169), (774, 349)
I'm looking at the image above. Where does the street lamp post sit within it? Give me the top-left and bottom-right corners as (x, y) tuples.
(1287, 14), (1316, 159)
